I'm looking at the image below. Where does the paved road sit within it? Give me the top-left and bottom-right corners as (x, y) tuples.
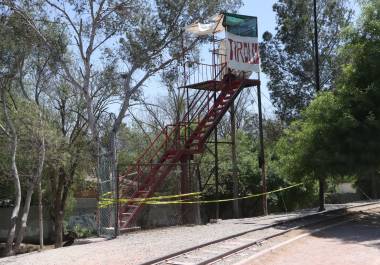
(244, 211), (380, 265)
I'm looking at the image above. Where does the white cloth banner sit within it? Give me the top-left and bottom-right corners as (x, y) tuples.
(185, 22), (216, 36)
(225, 32), (260, 74)
(184, 14), (224, 36)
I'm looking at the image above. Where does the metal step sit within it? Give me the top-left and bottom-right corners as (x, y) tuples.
(136, 190), (150, 194)
(121, 212), (133, 216)
(119, 226), (141, 234)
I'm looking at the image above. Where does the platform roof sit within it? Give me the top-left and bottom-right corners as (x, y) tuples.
(180, 79), (260, 91)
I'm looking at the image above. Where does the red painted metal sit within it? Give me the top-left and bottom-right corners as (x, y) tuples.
(118, 62), (255, 229)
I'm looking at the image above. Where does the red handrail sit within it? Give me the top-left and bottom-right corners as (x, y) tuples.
(123, 61), (228, 192)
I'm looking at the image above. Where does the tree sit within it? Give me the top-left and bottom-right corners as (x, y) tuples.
(1, 5), (88, 250)
(3, 0), (243, 244)
(334, 0), (380, 198)
(275, 92), (354, 210)
(260, 0), (352, 122)
(7, 0), (242, 158)
(44, 79), (91, 247)
(0, 82), (21, 257)
(13, 28), (60, 252)
(0, 11), (36, 256)
(4, 0), (243, 239)
(274, 0), (380, 208)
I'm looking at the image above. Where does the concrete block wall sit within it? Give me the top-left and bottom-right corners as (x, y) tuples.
(0, 197), (98, 243)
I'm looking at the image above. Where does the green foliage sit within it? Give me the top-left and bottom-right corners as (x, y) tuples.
(72, 224), (96, 238)
(198, 130), (260, 197)
(0, 95), (50, 197)
(117, 124), (152, 171)
(63, 190), (76, 221)
(275, 93), (353, 180)
(260, 0), (352, 122)
(274, 0), (380, 198)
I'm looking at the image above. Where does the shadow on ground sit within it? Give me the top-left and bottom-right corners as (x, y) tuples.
(270, 209), (380, 251)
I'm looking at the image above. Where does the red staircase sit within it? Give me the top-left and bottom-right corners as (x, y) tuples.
(118, 66), (259, 230)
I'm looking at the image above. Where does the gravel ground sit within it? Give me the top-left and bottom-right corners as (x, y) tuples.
(0, 201), (374, 265)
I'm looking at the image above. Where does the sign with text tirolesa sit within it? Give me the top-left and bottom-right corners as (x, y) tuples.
(223, 13), (259, 75)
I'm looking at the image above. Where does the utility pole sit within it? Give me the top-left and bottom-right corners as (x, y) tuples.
(214, 91), (219, 220)
(230, 102), (239, 218)
(313, 0), (325, 212)
(313, 0), (321, 93)
(212, 33), (219, 220)
(257, 83), (267, 216)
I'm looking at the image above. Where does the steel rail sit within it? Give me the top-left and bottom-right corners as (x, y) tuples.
(141, 201), (380, 265)
(204, 205), (380, 265)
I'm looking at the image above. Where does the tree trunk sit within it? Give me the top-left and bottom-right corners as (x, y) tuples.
(54, 210), (64, 248)
(318, 176), (325, 211)
(230, 103), (239, 218)
(53, 207), (63, 248)
(5, 134), (21, 256)
(54, 168), (65, 248)
(14, 186), (33, 251)
(38, 181), (44, 250)
(1, 86), (21, 256)
(54, 166), (72, 248)
(14, 132), (45, 251)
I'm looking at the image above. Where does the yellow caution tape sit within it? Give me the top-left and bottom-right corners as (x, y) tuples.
(98, 183), (302, 208)
(144, 183), (303, 205)
(101, 191), (202, 201)
(98, 191), (202, 208)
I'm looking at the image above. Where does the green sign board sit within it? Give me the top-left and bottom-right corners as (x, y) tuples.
(222, 13), (258, 38)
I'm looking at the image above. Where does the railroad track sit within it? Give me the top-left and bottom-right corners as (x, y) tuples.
(142, 202), (380, 265)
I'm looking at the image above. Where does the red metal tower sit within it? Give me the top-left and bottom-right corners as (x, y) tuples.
(117, 13), (262, 231)
(117, 68), (259, 231)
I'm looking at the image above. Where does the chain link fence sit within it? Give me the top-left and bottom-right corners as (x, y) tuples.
(98, 149), (117, 238)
